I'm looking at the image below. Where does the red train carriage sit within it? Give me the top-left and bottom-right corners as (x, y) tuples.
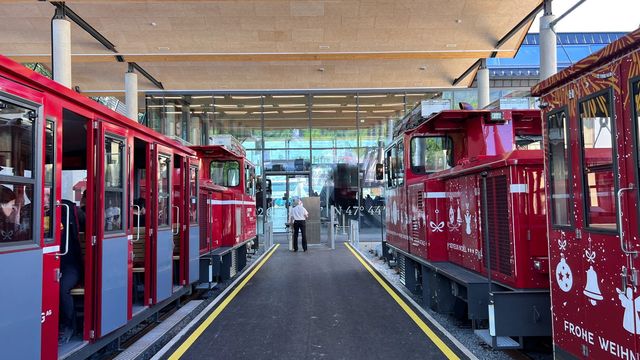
(532, 28), (640, 359)
(382, 107), (550, 348)
(0, 54), (205, 360)
(192, 135), (257, 282)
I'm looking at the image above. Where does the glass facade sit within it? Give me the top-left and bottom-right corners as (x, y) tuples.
(144, 91), (462, 241)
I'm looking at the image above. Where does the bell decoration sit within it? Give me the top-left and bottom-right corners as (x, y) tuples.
(583, 265), (603, 305)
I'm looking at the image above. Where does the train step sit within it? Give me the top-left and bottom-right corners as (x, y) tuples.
(474, 329), (521, 349)
(114, 300), (203, 360)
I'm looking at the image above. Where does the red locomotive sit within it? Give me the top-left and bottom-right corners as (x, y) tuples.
(382, 106), (550, 348)
(193, 136), (257, 281)
(0, 54), (256, 359)
(532, 28), (640, 359)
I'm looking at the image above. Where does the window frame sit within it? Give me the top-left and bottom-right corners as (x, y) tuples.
(577, 88), (618, 233)
(209, 160), (241, 187)
(0, 92), (43, 250)
(157, 154), (172, 229)
(103, 134), (126, 234)
(189, 165), (198, 225)
(629, 77), (640, 241)
(546, 106), (574, 229)
(409, 135), (454, 174)
(43, 118), (56, 244)
(395, 141), (405, 187)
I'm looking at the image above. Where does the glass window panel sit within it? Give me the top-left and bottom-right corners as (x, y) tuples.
(105, 138), (123, 188)
(245, 164), (255, 196)
(0, 100), (35, 178)
(410, 137), (453, 174)
(0, 183), (32, 243)
(43, 120), (54, 240)
(213, 95), (262, 148)
(265, 149), (310, 172)
(579, 93), (616, 230)
(105, 191), (123, 231)
(189, 167), (198, 224)
(158, 156), (171, 227)
(633, 81), (640, 165)
(105, 137), (124, 232)
(210, 161), (240, 187)
(548, 110), (571, 226)
(311, 94), (357, 148)
(394, 142), (405, 186)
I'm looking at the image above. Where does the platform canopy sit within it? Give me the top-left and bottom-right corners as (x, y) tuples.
(1, 0), (542, 94)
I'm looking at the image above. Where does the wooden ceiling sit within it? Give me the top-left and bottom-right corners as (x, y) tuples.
(1, 0), (542, 93)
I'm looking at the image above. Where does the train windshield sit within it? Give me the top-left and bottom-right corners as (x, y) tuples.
(409, 136), (453, 174)
(210, 160), (240, 187)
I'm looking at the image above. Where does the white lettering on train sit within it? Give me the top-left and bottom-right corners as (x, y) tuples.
(563, 320), (640, 359)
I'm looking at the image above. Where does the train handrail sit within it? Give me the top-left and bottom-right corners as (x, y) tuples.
(132, 204), (141, 242)
(172, 205), (180, 235)
(56, 202), (70, 257)
(617, 185), (637, 255)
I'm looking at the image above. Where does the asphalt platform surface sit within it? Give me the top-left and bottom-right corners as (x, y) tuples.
(177, 244), (467, 360)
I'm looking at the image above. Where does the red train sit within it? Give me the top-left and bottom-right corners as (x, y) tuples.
(382, 106), (551, 348)
(532, 28), (640, 359)
(0, 55), (256, 359)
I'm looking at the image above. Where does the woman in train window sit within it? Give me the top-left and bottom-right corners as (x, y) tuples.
(0, 185), (22, 242)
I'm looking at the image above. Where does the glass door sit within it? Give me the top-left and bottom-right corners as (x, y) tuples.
(265, 174), (310, 233)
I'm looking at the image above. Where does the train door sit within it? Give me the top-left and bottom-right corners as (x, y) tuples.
(172, 154), (185, 287)
(152, 144), (174, 302)
(131, 138), (151, 313)
(186, 161), (200, 284)
(575, 81), (634, 356)
(58, 109), (95, 354)
(0, 94), (45, 359)
(211, 191), (223, 249)
(95, 121), (130, 337)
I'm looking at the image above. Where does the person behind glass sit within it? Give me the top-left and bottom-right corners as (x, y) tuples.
(0, 185), (21, 242)
(288, 198), (309, 252)
(77, 190), (87, 232)
(133, 197), (146, 227)
(59, 199), (83, 344)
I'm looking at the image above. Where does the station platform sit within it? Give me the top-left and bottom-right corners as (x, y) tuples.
(159, 243), (471, 360)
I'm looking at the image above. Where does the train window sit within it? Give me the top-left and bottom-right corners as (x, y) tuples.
(410, 136), (453, 174)
(0, 99), (37, 246)
(245, 164), (255, 196)
(385, 148), (394, 188)
(210, 161), (240, 187)
(104, 137), (125, 232)
(157, 155), (171, 227)
(579, 91), (617, 231)
(633, 80), (640, 166)
(394, 142), (405, 186)
(516, 135), (542, 150)
(189, 166), (197, 224)
(547, 110), (571, 226)
(43, 120), (55, 242)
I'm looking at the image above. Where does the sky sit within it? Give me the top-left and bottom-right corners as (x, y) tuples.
(530, 0), (640, 33)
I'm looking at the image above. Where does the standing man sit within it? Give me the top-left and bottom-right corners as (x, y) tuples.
(288, 198), (309, 252)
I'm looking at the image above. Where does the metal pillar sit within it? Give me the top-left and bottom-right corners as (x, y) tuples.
(387, 118), (394, 145)
(539, 0), (557, 81)
(477, 59), (490, 109)
(125, 66), (138, 121)
(52, 17), (72, 88)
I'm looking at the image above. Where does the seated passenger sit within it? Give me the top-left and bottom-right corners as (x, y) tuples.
(0, 185), (21, 242)
(59, 199), (83, 344)
(133, 197), (146, 227)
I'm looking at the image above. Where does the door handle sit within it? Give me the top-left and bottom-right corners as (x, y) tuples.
(617, 185), (637, 255)
(132, 204), (141, 242)
(55, 202), (70, 257)
(172, 205), (180, 235)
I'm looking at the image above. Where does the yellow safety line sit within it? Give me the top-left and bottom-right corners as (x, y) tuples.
(345, 243), (461, 360)
(169, 244), (280, 359)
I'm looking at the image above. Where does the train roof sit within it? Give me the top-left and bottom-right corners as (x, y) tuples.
(407, 109), (541, 137)
(0, 55), (196, 157)
(531, 27), (640, 96)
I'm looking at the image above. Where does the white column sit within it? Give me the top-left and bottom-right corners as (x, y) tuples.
(387, 117), (394, 145)
(477, 59), (490, 109)
(540, 1), (557, 80)
(125, 69), (138, 121)
(52, 18), (72, 88)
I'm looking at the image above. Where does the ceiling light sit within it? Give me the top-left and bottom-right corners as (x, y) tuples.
(372, 110), (396, 113)
(214, 104), (238, 108)
(360, 119), (365, 123)
(446, 43), (457, 48)
(318, 67), (325, 72)
(277, 103), (307, 108)
(419, 66), (427, 70)
(157, 46), (170, 51)
(319, 45), (330, 49)
(150, 22), (157, 26)
(314, 95), (347, 99)
(230, 96), (262, 100)
(358, 94), (387, 98)
(224, 111), (248, 115)
(314, 103), (341, 107)
(455, 19), (462, 23)
(312, 110), (336, 113)
(191, 95), (212, 99)
(381, 102), (405, 107)
(262, 111), (278, 114)
(163, 96), (182, 99)
(272, 95), (306, 99)
(282, 110), (307, 114)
